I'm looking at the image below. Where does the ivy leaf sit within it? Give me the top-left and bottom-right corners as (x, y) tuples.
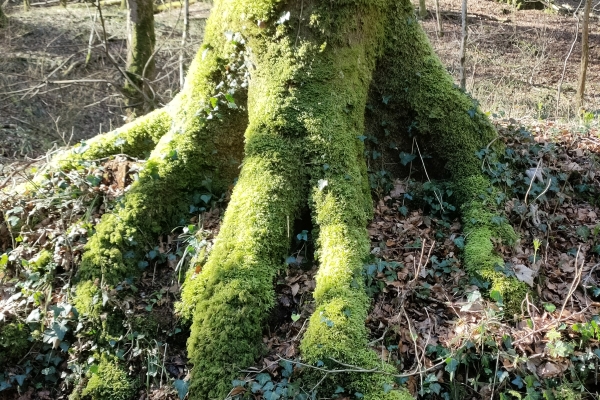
(255, 373), (271, 386)
(543, 303), (556, 313)
(52, 321), (69, 340)
(14, 375), (26, 386)
(453, 237), (465, 249)
(173, 380), (189, 400)
(399, 152), (416, 166)
(576, 225), (590, 240)
(26, 308), (41, 323)
(511, 375), (524, 389)
(445, 358), (459, 373)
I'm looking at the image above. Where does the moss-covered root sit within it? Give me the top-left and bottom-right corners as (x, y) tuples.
(185, 136), (303, 398)
(76, 0), (250, 284)
(295, 1), (410, 394)
(300, 224), (412, 400)
(459, 176), (527, 314)
(53, 108), (171, 169)
(372, 0), (527, 310)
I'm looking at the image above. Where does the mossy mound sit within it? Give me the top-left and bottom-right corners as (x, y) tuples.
(0, 322), (30, 364)
(80, 356), (136, 400)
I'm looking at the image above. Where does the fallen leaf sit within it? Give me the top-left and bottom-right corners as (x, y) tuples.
(513, 264), (536, 287)
(290, 283), (299, 296)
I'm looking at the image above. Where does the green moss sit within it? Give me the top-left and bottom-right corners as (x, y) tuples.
(53, 109), (172, 171)
(0, 322), (30, 364)
(30, 249), (53, 272)
(553, 385), (582, 400)
(81, 356), (135, 400)
(72, 280), (103, 319)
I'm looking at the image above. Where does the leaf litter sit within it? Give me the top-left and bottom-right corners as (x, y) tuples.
(0, 120), (600, 399)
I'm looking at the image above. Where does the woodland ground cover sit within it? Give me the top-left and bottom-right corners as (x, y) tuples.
(0, 1), (599, 399)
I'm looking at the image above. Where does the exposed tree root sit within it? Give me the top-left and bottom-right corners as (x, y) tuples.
(368, 1), (528, 312)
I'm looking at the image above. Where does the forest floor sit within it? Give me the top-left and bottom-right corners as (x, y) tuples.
(1, 1), (600, 400)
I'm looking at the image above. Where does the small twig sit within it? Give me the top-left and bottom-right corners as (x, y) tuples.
(292, 318), (308, 342)
(367, 328), (388, 346)
(557, 0), (585, 118)
(532, 175), (552, 203)
(401, 307), (423, 387)
(558, 245), (584, 320)
(0, 161), (36, 190)
(274, 355), (445, 379)
(524, 158), (542, 205)
(414, 140), (444, 211)
(490, 351), (500, 400)
(402, 138), (417, 208)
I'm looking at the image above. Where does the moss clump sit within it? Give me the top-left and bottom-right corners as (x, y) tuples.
(553, 385), (582, 400)
(130, 314), (159, 336)
(30, 249), (53, 273)
(0, 322), (30, 364)
(72, 280), (103, 319)
(81, 356), (135, 400)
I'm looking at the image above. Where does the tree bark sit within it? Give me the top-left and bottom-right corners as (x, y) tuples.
(576, 0), (591, 111)
(179, 0), (189, 89)
(419, 0), (427, 18)
(0, 5), (6, 26)
(27, 0), (527, 398)
(459, 0), (468, 90)
(124, 0), (156, 116)
(434, 0), (443, 37)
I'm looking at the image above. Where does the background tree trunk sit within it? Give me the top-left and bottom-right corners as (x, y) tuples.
(179, 0), (189, 89)
(434, 0), (443, 37)
(124, 0), (156, 116)
(0, 5), (6, 26)
(459, 0), (468, 90)
(419, 0), (427, 18)
(576, 0), (591, 111)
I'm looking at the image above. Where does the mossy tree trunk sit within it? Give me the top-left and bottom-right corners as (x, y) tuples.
(0, 5), (6, 27)
(40, 0), (527, 398)
(124, 0), (156, 116)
